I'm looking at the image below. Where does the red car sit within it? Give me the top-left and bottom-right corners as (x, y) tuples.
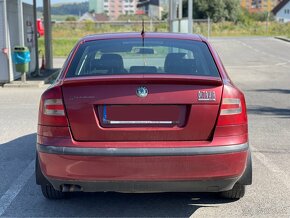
(36, 33), (252, 200)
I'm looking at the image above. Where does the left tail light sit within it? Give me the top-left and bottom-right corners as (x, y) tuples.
(43, 99), (65, 116)
(38, 86), (68, 126)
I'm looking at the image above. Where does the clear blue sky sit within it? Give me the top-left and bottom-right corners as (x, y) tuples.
(23, 0), (88, 7)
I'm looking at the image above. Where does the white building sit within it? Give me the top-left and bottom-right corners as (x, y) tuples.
(272, 0), (290, 22)
(0, 0), (36, 83)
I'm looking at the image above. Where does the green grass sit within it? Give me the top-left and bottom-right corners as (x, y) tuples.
(39, 21), (290, 57)
(38, 38), (78, 57)
(52, 15), (78, 22)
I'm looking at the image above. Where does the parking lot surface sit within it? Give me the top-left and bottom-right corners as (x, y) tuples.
(0, 37), (290, 217)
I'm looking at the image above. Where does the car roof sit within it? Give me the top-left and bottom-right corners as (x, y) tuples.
(81, 32), (204, 43)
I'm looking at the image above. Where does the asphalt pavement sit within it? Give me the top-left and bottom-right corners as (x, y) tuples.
(0, 37), (290, 217)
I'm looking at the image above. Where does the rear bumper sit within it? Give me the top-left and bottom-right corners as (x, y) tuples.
(37, 143), (249, 192)
(37, 143), (248, 156)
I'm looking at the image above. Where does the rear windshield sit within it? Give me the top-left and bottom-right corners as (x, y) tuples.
(66, 38), (220, 78)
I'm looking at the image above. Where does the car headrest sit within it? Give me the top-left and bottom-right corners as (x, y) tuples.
(164, 53), (186, 73)
(164, 53), (197, 75)
(100, 54), (124, 69)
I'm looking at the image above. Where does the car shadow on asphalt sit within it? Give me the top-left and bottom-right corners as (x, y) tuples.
(39, 192), (235, 217)
(0, 133), (36, 160)
(251, 88), (290, 94)
(247, 106), (290, 117)
(237, 89), (290, 118)
(247, 88), (290, 117)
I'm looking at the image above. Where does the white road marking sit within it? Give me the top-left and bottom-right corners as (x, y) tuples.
(252, 146), (290, 189)
(226, 63), (290, 68)
(237, 40), (290, 62)
(0, 160), (35, 216)
(276, 62), (290, 66)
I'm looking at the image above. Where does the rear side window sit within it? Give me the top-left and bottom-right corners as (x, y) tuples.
(66, 38), (220, 78)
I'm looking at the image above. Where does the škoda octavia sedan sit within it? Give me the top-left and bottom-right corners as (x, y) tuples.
(36, 33), (252, 199)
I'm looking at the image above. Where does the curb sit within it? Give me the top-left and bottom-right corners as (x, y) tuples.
(3, 69), (60, 88)
(274, 36), (290, 43)
(3, 81), (44, 88)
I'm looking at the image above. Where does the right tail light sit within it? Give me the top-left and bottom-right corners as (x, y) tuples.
(214, 84), (248, 138)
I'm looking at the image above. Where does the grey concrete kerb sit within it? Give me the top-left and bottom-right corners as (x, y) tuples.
(3, 69), (59, 88)
(3, 81), (45, 88)
(274, 36), (290, 43)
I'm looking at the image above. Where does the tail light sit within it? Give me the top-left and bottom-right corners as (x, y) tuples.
(38, 86), (68, 126)
(217, 85), (247, 126)
(220, 98), (242, 116)
(44, 99), (65, 116)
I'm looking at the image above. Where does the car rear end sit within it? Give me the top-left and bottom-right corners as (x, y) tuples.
(36, 33), (251, 199)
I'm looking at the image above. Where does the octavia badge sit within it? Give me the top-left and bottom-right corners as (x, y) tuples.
(198, 91), (216, 101)
(136, 86), (148, 98)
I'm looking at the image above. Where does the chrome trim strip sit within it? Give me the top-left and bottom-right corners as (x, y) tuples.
(37, 143), (249, 157)
(105, 120), (176, 125)
(197, 99), (216, 101)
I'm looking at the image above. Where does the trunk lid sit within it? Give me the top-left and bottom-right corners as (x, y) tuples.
(62, 75), (223, 141)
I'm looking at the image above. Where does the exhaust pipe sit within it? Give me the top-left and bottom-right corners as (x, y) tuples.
(61, 184), (82, 192)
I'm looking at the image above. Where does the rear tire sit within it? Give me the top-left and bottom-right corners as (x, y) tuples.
(36, 153), (67, 199)
(41, 184), (67, 200)
(220, 183), (245, 199)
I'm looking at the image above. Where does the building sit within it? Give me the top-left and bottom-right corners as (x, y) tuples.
(240, 0), (282, 13)
(89, 0), (138, 20)
(137, 0), (162, 19)
(0, 0), (36, 83)
(89, 0), (104, 14)
(272, 0), (290, 22)
(79, 12), (109, 22)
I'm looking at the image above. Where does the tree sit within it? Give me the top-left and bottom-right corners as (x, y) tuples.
(37, 2), (89, 16)
(183, 0), (241, 22)
(65, 16), (77, 21)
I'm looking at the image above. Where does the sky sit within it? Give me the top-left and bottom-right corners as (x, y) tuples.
(23, 0), (88, 7)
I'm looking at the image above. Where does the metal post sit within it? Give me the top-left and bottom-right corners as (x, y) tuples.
(18, 0), (26, 82)
(266, 11), (269, 35)
(178, 0), (182, 32)
(172, 0), (177, 20)
(33, 0), (39, 76)
(207, 17), (210, 39)
(21, 73), (26, 82)
(168, 0), (174, 32)
(178, 0), (183, 19)
(17, 0), (24, 46)
(3, 0), (11, 82)
(43, 0), (53, 69)
(188, 0), (193, 34)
